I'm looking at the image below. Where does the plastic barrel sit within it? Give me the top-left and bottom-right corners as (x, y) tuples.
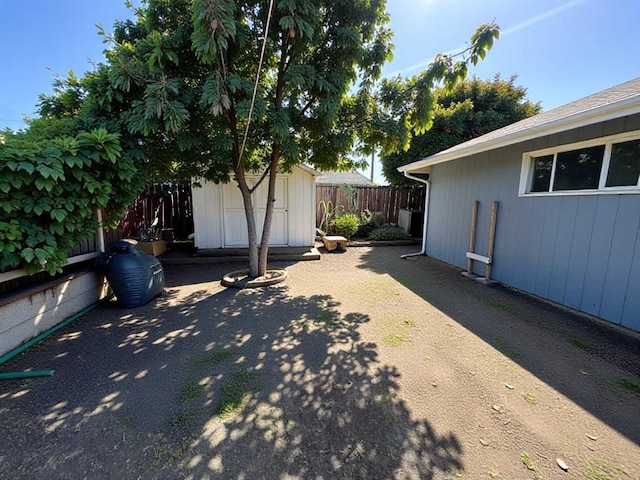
(97, 241), (164, 307)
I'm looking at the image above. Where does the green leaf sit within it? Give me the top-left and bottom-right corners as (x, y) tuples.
(34, 178), (48, 191)
(166, 50), (179, 65)
(22, 247), (35, 263)
(34, 248), (48, 262)
(49, 224), (65, 236)
(38, 165), (53, 179)
(18, 162), (35, 174)
(50, 209), (67, 222)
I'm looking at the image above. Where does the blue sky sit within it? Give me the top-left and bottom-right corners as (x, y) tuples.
(1, 0), (639, 183)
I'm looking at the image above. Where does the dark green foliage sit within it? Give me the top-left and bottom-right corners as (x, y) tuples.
(382, 75), (541, 186)
(79, 0), (399, 183)
(0, 128), (142, 274)
(356, 209), (383, 237)
(331, 213), (360, 239)
(368, 226), (411, 241)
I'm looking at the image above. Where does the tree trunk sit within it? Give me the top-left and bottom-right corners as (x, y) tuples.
(257, 164), (278, 276)
(236, 171), (260, 277)
(257, 148), (281, 277)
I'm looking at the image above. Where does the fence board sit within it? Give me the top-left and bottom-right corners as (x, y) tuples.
(119, 183), (194, 240)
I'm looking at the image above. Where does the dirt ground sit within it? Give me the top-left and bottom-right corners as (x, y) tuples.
(1, 246), (639, 479)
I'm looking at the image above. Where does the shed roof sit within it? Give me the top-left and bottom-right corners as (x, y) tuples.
(400, 77), (640, 173)
(298, 164), (321, 176)
(315, 170), (375, 186)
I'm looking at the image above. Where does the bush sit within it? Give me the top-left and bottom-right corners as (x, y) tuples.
(368, 226), (412, 241)
(356, 209), (383, 237)
(331, 213), (359, 239)
(0, 128), (142, 274)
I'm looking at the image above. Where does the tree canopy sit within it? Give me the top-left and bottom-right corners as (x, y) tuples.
(381, 75), (541, 186)
(12, 0), (500, 277)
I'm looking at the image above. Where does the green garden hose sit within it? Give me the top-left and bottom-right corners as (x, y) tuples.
(0, 294), (114, 380)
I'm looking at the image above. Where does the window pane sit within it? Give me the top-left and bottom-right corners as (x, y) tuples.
(530, 155), (553, 192)
(606, 139), (640, 187)
(553, 145), (604, 191)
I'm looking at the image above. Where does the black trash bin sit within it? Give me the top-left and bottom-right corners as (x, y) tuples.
(97, 240), (164, 307)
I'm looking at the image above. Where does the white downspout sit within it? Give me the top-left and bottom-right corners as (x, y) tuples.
(400, 172), (430, 259)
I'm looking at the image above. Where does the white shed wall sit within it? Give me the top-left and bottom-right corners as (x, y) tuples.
(287, 165), (317, 247)
(192, 177), (224, 248)
(192, 165), (316, 249)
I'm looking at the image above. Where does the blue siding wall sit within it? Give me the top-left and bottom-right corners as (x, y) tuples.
(425, 114), (640, 331)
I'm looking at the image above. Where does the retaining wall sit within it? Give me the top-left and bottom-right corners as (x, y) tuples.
(0, 269), (109, 357)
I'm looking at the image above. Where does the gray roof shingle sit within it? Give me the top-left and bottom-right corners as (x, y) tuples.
(316, 170), (375, 186)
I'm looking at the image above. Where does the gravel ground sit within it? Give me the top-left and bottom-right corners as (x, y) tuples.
(0, 246), (639, 479)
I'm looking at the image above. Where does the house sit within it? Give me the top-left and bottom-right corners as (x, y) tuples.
(315, 170), (375, 186)
(399, 77), (640, 332)
(191, 164), (320, 249)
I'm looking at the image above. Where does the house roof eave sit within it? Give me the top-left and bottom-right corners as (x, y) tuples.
(399, 92), (640, 173)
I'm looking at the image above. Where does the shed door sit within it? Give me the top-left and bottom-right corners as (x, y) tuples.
(222, 177), (288, 247)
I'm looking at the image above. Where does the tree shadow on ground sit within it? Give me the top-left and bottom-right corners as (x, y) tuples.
(166, 289), (463, 479)
(0, 262), (463, 479)
(354, 246), (640, 446)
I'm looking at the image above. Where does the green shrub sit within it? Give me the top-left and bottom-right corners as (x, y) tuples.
(356, 209), (383, 237)
(331, 213), (359, 238)
(0, 128), (142, 274)
(368, 226), (412, 241)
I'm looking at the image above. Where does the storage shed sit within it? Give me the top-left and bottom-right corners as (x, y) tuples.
(400, 77), (640, 332)
(191, 164), (320, 249)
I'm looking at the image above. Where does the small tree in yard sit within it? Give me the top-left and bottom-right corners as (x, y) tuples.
(76, 0), (498, 278)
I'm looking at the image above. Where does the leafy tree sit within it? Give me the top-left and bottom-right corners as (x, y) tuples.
(382, 75), (541, 186)
(73, 0), (498, 277)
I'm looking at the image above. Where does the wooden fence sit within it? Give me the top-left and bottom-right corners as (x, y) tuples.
(119, 183), (424, 235)
(315, 185), (425, 226)
(119, 183), (194, 241)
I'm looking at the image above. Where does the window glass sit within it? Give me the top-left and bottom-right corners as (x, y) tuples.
(553, 145), (605, 191)
(606, 139), (640, 187)
(530, 155), (553, 192)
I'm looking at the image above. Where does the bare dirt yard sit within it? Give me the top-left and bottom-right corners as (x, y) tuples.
(1, 246), (639, 479)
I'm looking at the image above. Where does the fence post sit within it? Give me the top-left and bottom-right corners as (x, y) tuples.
(96, 209), (105, 252)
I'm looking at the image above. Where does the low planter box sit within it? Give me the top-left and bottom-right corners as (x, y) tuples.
(0, 269), (109, 358)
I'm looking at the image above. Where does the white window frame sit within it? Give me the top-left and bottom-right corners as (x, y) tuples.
(519, 130), (640, 197)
